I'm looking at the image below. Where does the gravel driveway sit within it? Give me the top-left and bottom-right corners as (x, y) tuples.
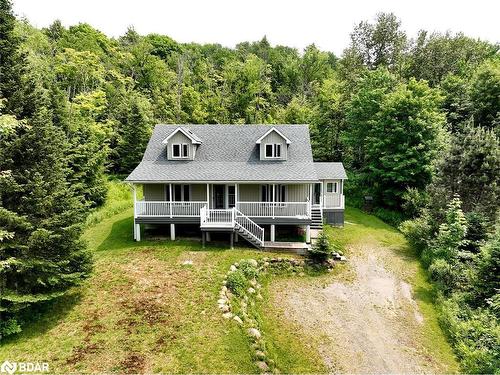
(270, 238), (456, 373)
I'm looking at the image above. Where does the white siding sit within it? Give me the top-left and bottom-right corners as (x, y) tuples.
(191, 184), (207, 201)
(238, 184), (309, 202)
(143, 184), (165, 201)
(167, 131), (195, 160)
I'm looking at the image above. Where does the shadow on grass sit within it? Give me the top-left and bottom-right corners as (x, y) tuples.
(95, 216), (252, 254)
(2, 291), (82, 345)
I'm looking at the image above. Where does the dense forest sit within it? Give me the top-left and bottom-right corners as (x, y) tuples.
(0, 0), (498, 371)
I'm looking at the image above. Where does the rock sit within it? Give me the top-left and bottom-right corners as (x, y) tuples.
(248, 259), (258, 267)
(248, 328), (261, 339)
(221, 286), (227, 293)
(230, 265), (237, 272)
(263, 261), (270, 267)
(255, 361), (269, 372)
(249, 279), (257, 286)
(220, 304), (230, 313)
(255, 350), (266, 360)
(182, 260), (193, 266)
(222, 312), (233, 319)
(340, 256), (347, 262)
(247, 287), (256, 294)
(256, 294), (263, 300)
(217, 298), (227, 305)
(233, 315), (243, 324)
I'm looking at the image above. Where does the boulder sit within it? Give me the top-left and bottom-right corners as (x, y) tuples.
(247, 287), (256, 294)
(217, 298), (227, 305)
(230, 265), (237, 272)
(248, 259), (258, 267)
(222, 312), (233, 319)
(255, 350), (266, 360)
(248, 328), (261, 339)
(255, 361), (269, 372)
(233, 315), (243, 324)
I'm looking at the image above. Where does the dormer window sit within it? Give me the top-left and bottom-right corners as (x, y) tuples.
(172, 143), (189, 158)
(163, 127), (202, 161)
(265, 144), (281, 158)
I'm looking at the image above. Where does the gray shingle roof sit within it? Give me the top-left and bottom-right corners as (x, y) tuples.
(126, 124), (346, 182)
(314, 162), (348, 180)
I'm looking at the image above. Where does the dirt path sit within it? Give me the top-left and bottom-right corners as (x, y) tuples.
(270, 219), (456, 373)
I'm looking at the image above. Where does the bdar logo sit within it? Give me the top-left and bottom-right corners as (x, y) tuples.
(0, 360), (17, 375)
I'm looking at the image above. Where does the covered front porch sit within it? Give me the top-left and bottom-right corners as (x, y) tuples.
(133, 182), (317, 220)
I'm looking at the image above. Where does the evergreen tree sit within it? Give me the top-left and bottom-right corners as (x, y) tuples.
(0, 0), (25, 116)
(0, 99), (92, 339)
(307, 231), (333, 263)
(115, 93), (154, 173)
(429, 123), (500, 222)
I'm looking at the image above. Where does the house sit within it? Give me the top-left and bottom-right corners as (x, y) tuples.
(125, 124), (347, 249)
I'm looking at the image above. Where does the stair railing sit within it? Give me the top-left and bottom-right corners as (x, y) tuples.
(234, 208), (264, 247)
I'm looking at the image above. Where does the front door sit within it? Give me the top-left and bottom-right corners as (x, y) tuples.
(214, 185), (225, 209)
(314, 183), (321, 205)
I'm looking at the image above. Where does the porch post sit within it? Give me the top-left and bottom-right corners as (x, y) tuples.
(235, 183), (239, 210)
(170, 223), (175, 240)
(306, 225), (311, 243)
(202, 231), (206, 248)
(308, 183), (313, 217)
(272, 184), (275, 219)
(320, 181), (324, 208)
(230, 232), (234, 249)
(169, 183), (173, 218)
(133, 184), (137, 240)
(270, 224), (276, 242)
(136, 223), (141, 241)
(206, 183), (210, 209)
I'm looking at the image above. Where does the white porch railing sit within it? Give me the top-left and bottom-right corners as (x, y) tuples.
(135, 200), (207, 217)
(235, 208), (264, 247)
(200, 207), (234, 227)
(323, 194), (345, 209)
(236, 202), (310, 218)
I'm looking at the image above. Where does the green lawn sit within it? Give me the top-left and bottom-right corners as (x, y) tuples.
(0, 181), (322, 373)
(0, 181), (457, 373)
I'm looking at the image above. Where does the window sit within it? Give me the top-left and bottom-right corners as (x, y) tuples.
(172, 143), (189, 158)
(326, 182), (338, 193)
(172, 144), (180, 157)
(264, 144), (282, 158)
(261, 184), (286, 202)
(228, 186), (236, 208)
(173, 184), (190, 201)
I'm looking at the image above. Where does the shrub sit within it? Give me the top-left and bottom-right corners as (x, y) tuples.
(440, 297), (500, 374)
(428, 258), (456, 291)
(226, 270), (248, 297)
(308, 231), (333, 263)
(399, 216), (432, 255)
(0, 318), (21, 340)
(238, 259), (259, 279)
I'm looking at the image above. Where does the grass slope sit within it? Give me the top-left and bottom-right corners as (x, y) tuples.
(0, 181), (321, 373)
(0, 181), (456, 373)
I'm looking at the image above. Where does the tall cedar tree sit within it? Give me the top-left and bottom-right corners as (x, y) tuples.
(0, 99), (92, 338)
(0, 0), (23, 115)
(115, 94), (153, 174)
(429, 123), (499, 222)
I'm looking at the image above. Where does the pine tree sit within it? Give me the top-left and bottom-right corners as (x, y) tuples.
(0, 99), (92, 339)
(0, 0), (27, 117)
(115, 93), (153, 174)
(308, 231), (333, 263)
